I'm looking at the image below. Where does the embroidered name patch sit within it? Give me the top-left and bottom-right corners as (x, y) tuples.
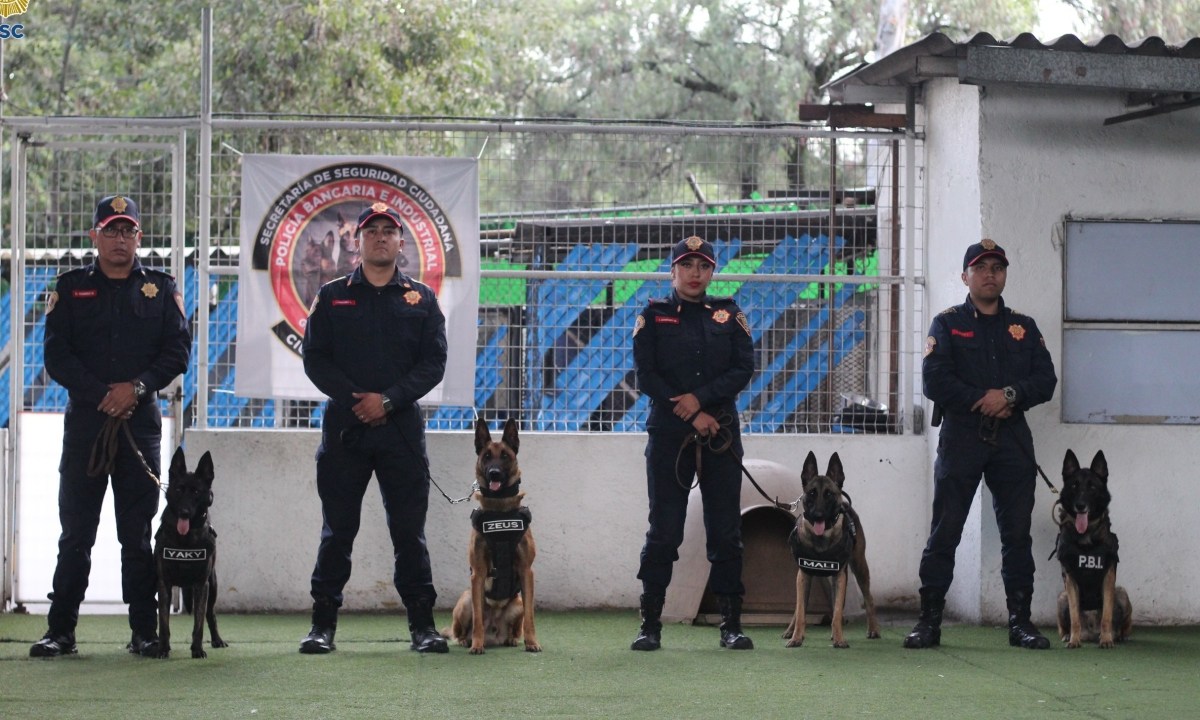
(798, 558), (840, 572)
(655, 316), (680, 324)
(1077, 555), (1106, 570)
(482, 519), (525, 533)
(951, 329), (974, 338)
(331, 299), (357, 307)
(72, 289), (98, 299)
(163, 548), (208, 561)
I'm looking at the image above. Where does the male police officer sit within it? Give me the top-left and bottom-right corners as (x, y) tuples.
(299, 202), (449, 655)
(905, 239), (1057, 650)
(32, 196), (191, 658)
(630, 236), (756, 651)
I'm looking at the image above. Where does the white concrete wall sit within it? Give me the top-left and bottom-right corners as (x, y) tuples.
(923, 78), (1200, 624)
(184, 429), (928, 613)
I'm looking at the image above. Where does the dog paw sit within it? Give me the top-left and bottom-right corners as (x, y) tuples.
(192, 648), (208, 659)
(525, 642), (542, 653)
(156, 649), (171, 660)
(784, 637), (804, 648)
(469, 646), (486, 655)
(1066, 640), (1081, 649)
(867, 630), (881, 640)
(211, 638), (229, 649)
(1099, 637), (1115, 649)
(832, 639), (849, 649)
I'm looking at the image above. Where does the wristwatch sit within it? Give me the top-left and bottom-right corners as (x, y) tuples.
(1002, 386), (1017, 407)
(132, 379), (148, 400)
(380, 394), (394, 415)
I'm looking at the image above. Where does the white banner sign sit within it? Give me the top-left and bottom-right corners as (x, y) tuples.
(236, 155), (479, 404)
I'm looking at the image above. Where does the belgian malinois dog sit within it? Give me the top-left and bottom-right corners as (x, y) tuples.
(1055, 449), (1132, 648)
(444, 418), (540, 654)
(783, 451), (880, 648)
(153, 448), (228, 659)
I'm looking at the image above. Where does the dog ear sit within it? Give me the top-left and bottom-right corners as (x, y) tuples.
(1089, 450), (1108, 481)
(826, 453), (845, 489)
(170, 446), (188, 478)
(501, 417), (520, 455)
(474, 418), (492, 455)
(196, 451), (215, 486)
(1062, 449), (1080, 477)
(801, 451), (819, 482)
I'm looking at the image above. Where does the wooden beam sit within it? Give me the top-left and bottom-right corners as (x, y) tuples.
(797, 103), (907, 129)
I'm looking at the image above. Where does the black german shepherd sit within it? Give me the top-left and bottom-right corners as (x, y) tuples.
(154, 448), (228, 659)
(1055, 449), (1132, 648)
(783, 451), (880, 648)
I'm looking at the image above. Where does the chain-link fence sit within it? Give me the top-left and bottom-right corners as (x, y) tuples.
(4, 119), (924, 435)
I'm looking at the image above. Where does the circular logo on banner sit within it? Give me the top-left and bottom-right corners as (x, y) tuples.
(251, 162), (460, 356)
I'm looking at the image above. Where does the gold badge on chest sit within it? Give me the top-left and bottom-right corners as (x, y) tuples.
(141, 282), (159, 299)
(712, 309), (730, 324)
(404, 290), (421, 306)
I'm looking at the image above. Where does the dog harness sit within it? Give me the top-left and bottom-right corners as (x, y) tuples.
(471, 507), (532, 601)
(1056, 527), (1120, 612)
(159, 524), (217, 587)
(788, 515), (857, 578)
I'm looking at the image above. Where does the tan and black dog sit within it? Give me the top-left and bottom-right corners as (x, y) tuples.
(153, 447), (228, 659)
(444, 418), (541, 654)
(1055, 449), (1132, 649)
(783, 451), (880, 648)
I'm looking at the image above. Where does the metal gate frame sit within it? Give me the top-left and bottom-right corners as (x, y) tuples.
(1, 123), (187, 609)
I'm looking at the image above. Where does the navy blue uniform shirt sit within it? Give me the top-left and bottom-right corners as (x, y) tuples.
(633, 290), (754, 435)
(302, 265), (447, 417)
(923, 295), (1057, 425)
(44, 261), (191, 410)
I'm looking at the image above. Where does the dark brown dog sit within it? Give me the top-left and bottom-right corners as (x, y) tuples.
(444, 418), (540, 654)
(154, 448), (228, 659)
(1055, 449), (1132, 648)
(783, 451), (880, 648)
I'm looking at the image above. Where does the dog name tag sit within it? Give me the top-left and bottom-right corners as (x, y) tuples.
(164, 548), (208, 561)
(798, 558), (840, 573)
(482, 519), (524, 533)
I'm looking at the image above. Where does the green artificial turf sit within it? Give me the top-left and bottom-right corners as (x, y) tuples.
(2, 610), (1198, 719)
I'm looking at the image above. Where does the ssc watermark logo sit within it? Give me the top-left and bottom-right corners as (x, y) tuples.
(0, 0), (29, 39)
(250, 162), (461, 357)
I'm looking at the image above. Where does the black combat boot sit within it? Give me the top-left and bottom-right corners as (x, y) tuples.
(406, 596), (449, 653)
(127, 630), (161, 658)
(630, 594), (664, 651)
(1007, 588), (1050, 649)
(903, 587), (946, 649)
(29, 631), (77, 658)
(299, 599), (338, 654)
(716, 595), (754, 650)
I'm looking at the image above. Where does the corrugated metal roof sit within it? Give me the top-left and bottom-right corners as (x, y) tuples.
(825, 32), (1200, 104)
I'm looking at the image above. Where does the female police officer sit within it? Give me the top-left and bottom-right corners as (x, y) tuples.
(630, 236), (755, 651)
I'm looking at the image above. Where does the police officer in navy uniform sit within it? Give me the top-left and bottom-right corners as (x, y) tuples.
(299, 202), (449, 655)
(904, 239), (1058, 650)
(31, 196), (191, 658)
(630, 236), (756, 651)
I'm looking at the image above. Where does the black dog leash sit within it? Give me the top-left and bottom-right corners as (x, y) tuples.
(674, 412), (796, 513)
(88, 416), (163, 488)
(979, 416), (1058, 495)
(344, 417), (475, 505)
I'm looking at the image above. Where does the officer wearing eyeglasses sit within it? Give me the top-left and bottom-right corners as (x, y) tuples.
(299, 202), (449, 655)
(32, 196), (191, 658)
(905, 239), (1058, 651)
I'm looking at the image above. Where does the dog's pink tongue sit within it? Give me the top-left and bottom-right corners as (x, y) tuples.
(177, 518), (191, 535)
(1075, 512), (1089, 535)
(813, 520), (826, 536)
(489, 481), (501, 492)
